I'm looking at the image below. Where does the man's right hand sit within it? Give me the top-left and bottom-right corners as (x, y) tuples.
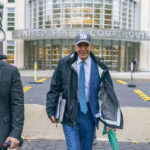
(50, 116), (58, 123)
(5, 137), (19, 149)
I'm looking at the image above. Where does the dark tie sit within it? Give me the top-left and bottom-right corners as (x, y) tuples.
(79, 61), (88, 114)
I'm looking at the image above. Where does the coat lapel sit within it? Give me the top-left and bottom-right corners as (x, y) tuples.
(89, 58), (101, 127)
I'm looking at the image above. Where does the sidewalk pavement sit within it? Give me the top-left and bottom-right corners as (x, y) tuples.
(19, 69), (150, 80)
(19, 140), (150, 150)
(23, 105), (150, 143)
(17, 70), (150, 149)
(16, 104), (150, 150)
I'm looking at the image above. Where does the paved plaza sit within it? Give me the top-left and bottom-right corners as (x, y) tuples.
(19, 140), (150, 150)
(15, 70), (150, 150)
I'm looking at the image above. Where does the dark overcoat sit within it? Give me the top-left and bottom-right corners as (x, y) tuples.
(46, 52), (123, 129)
(0, 61), (24, 149)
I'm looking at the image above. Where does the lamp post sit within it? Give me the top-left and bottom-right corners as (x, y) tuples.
(0, 2), (6, 55)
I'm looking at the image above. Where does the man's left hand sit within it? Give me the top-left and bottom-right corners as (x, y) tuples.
(106, 126), (116, 134)
(5, 137), (20, 149)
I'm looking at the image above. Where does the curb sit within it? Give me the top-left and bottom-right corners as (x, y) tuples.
(19, 70), (150, 80)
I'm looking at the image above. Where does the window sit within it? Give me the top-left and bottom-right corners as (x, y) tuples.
(105, 0), (112, 4)
(53, 0), (61, 3)
(8, 0), (15, 3)
(7, 41), (15, 64)
(7, 8), (15, 31)
(38, 1), (43, 28)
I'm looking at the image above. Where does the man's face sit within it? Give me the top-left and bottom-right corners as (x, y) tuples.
(2, 59), (7, 62)
(74, 42), (93, 61)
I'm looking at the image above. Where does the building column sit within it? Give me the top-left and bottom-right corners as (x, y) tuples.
(140, 0), (150, 71)
(140, 42), (150, 71)
(15, 40), (24, 69)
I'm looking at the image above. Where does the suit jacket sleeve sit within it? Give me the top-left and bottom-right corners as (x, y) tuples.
(46, 60), (62, 118)
(9, 68), (24, 140)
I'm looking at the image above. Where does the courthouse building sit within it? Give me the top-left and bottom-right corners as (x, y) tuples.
(1, 0), (150, 71)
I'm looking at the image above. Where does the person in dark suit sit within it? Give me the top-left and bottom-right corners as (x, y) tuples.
(46, 33), (123, 150)
(0, 60), (24, 150)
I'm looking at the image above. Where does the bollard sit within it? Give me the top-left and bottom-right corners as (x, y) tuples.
(34, 62), (38, 82)
(29, 61), (42, 84)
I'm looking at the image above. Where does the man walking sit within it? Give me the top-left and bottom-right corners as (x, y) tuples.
(0, 60), (24, 150)
(46, 33), (123, 150)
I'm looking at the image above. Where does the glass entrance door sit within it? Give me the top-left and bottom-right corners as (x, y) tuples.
(45, 40), (51, 69)
(29, 41), (37, 69)
(112, 41), (119, 71)
(125, 42), (134, 71)
(62, 39), (72, 57)
(38, 41), (44, 69)
(51, 40), (61, 69)
(93, 40), (103, 58)
(103, 40), (112, 69)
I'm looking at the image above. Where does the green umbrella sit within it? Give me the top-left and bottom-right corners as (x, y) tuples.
(102, 125), (119, 150)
